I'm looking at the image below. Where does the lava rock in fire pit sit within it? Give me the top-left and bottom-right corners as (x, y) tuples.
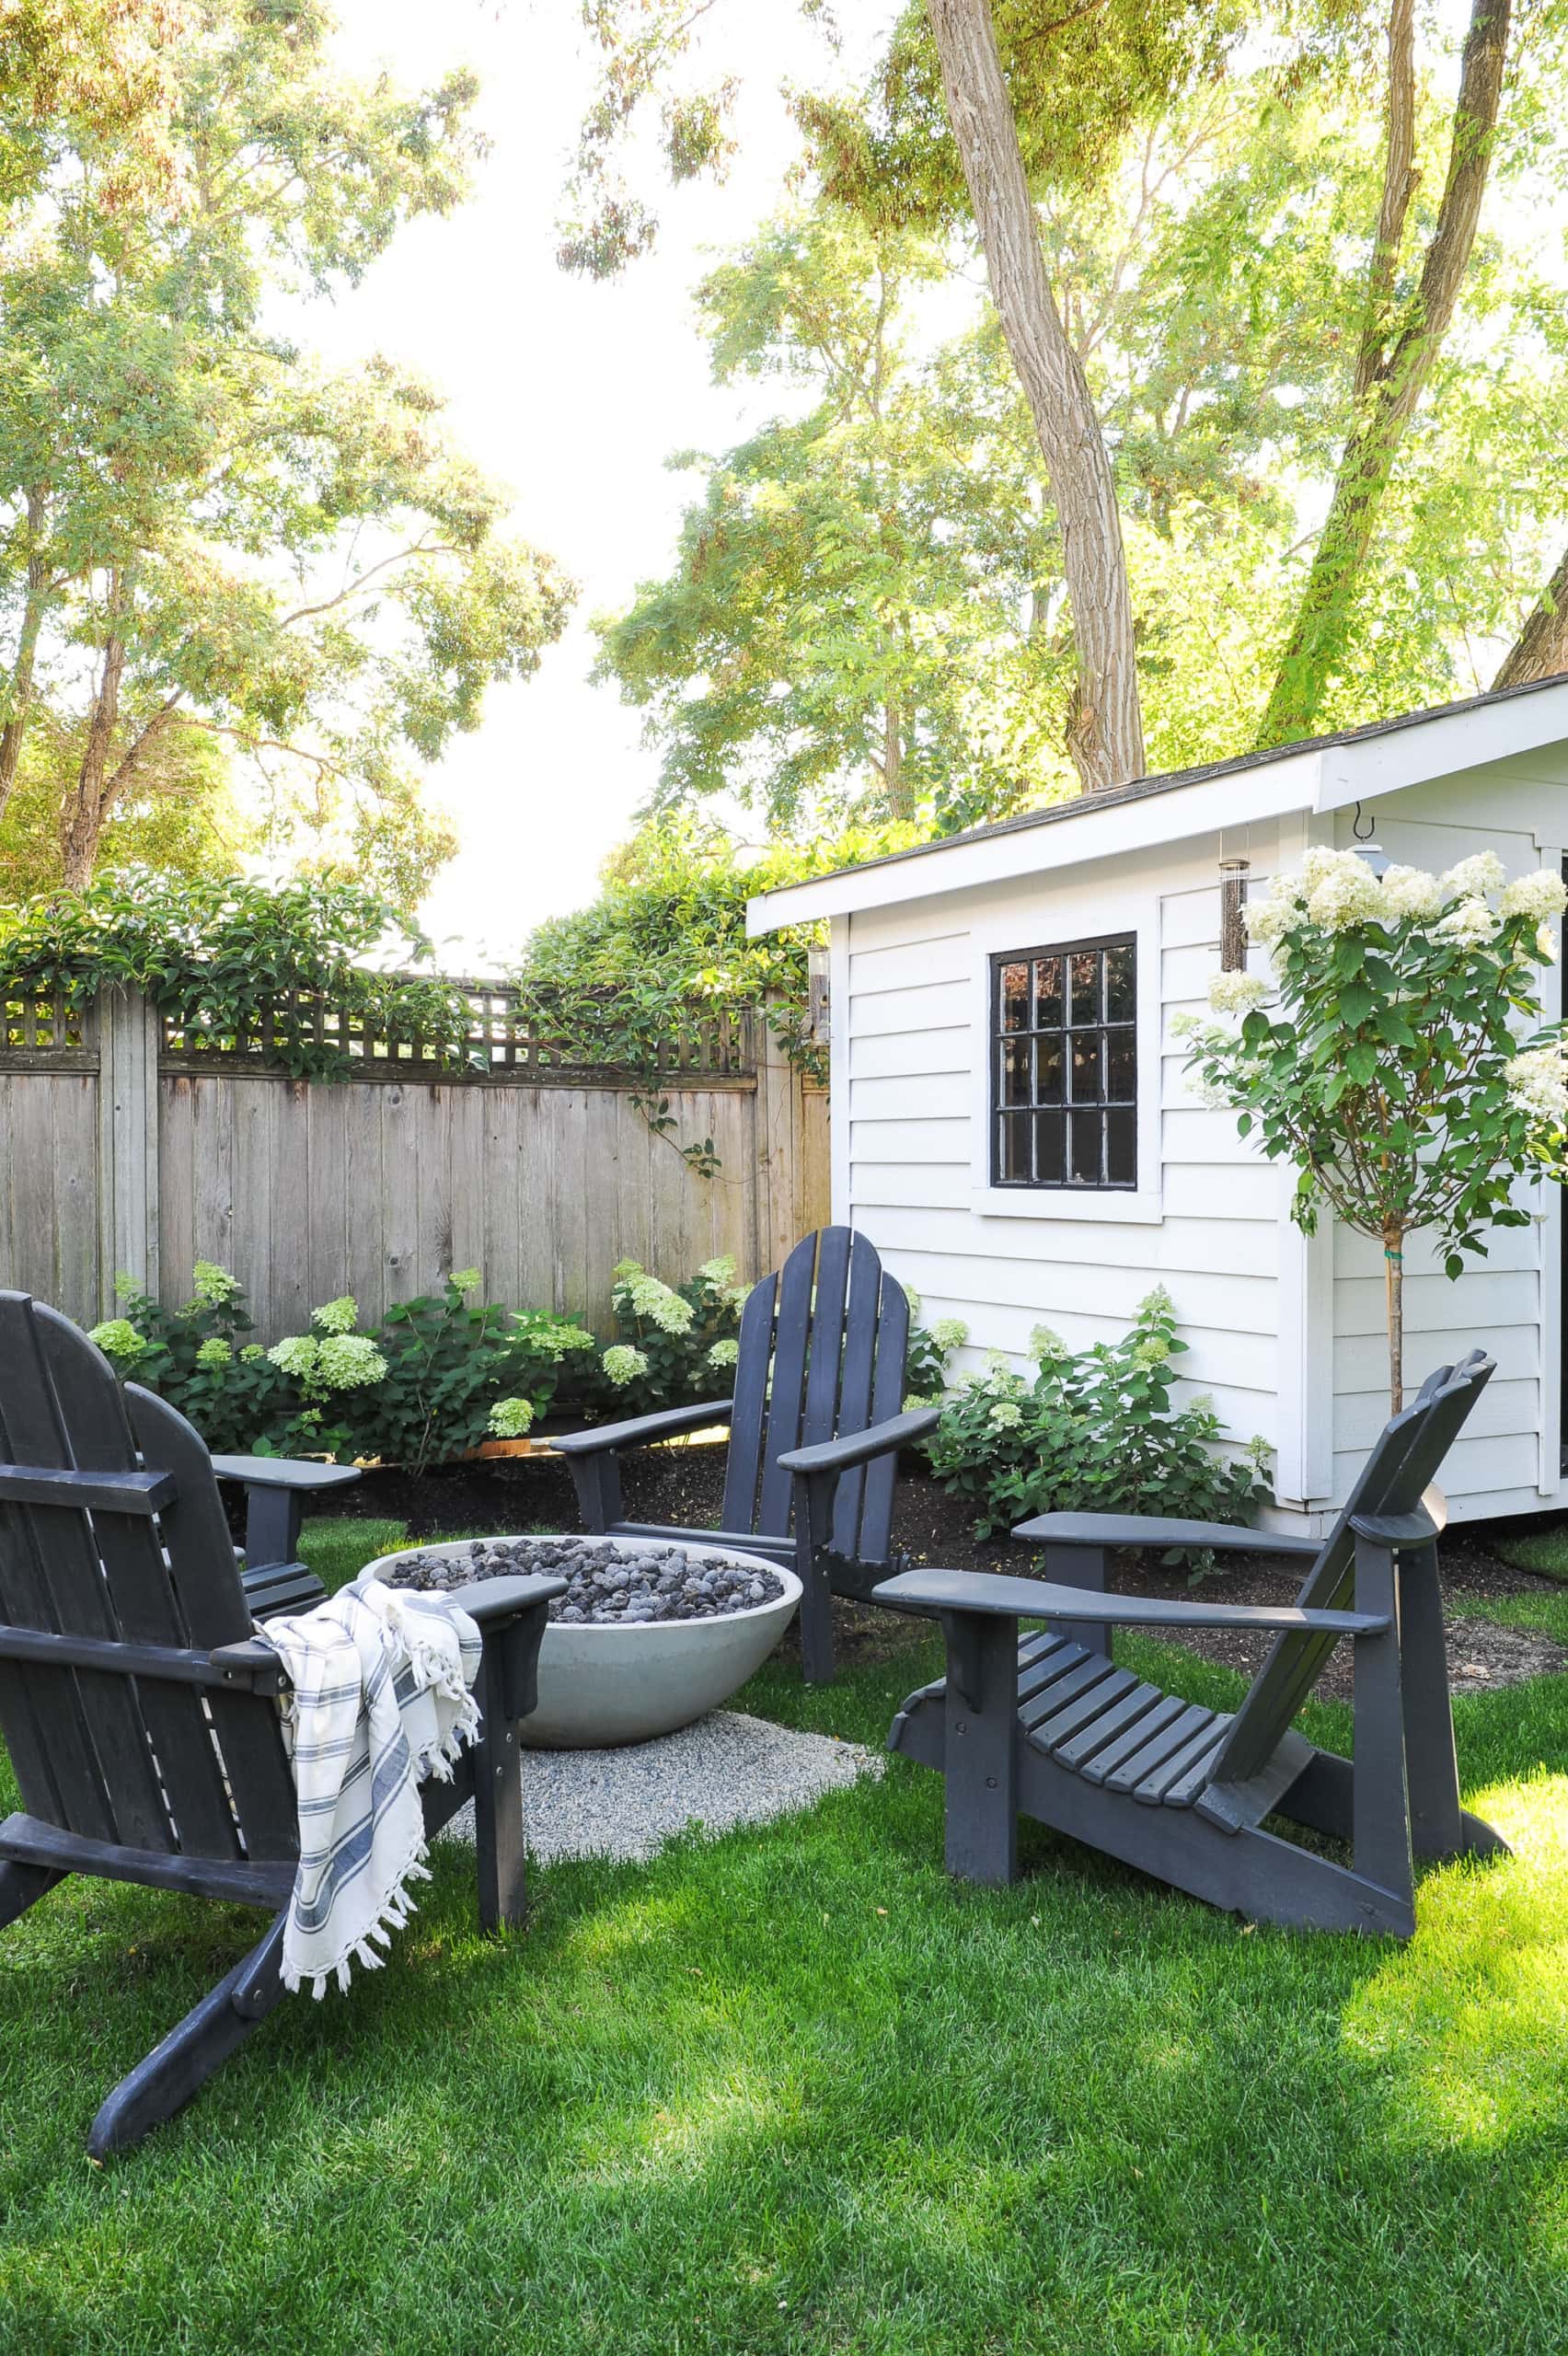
(379, 1533), (784, 1625)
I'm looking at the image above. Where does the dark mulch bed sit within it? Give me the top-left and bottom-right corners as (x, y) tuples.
(308, 1438), (1568, 1697)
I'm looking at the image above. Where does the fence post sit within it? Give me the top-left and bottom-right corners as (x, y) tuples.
(95, 985), (161, 1316)
(753, 1000), (803, 1273)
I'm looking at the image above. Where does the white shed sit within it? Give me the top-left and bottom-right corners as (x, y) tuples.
(748, 677), (1568, 1534)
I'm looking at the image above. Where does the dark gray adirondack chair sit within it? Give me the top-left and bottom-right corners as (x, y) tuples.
(875, 1353), (1505, 1937)
(555, 1226), (939, 1682)
(0, 1292), (565, 2156)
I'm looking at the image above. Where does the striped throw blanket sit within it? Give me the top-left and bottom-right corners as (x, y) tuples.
(256, 1579), (484, 1998)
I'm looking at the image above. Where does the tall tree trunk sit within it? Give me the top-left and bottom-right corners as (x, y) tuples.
(1493, 545), (1568, 688)
(1384, 1232), (1405, 1417)
(926, 0), (1144, 792)
(0, 488), (51, 824)
(62, 594), (127, 888)
(1260, 0), (1511, 746)
(881, 695), (913, 820)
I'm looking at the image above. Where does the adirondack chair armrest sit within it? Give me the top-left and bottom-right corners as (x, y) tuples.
(205, 1636), (291, 1694)
(1010, 1510), (1321, 1559)
(210, 1455), (363, 1498)
(777, 1406), (940, 1480)
(551, 1400), (734, 1458)
(1348, 1507), (1442, 1548)
(872, 1566), (1389, 1636)
(444, 1574), (568, 1722)
(444, 1574), (570, 1626)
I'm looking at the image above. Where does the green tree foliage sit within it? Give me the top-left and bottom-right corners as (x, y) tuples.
(513, 811), (918, 1078)
(595, 209), (1063, 832)
(0, 0), (572, 899)
(565, 1), (1568, 785)
(0, 702), (246, 896)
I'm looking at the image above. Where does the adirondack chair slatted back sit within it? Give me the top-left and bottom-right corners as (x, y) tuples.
(0, 1294), (297, 1865)
(1212, 1352), (1493, 1786)
(720, 1227), (910, 1560)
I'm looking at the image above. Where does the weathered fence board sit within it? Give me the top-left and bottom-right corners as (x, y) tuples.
(0, 983), (826, 1336)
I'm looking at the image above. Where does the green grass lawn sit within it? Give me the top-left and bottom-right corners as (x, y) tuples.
(4, 1520), (1568, 2354)
(1492, 1521), (1568, 1584)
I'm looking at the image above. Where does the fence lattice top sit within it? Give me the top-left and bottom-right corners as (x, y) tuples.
(4, 978), (758, 1080)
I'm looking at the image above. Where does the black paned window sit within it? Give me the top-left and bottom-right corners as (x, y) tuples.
(991, 936), (1136, 1190)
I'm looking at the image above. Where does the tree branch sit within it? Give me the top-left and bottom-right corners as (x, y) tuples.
(276, 538), (456, 629)
(1493, 543), (1568, 690)
(1355, 0), (1420, 402)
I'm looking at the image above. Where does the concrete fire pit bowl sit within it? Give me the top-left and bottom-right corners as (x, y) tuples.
(362, 1533), (801, 1749)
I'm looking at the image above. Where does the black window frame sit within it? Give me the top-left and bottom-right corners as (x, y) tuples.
(989, 932), (1138, 1193)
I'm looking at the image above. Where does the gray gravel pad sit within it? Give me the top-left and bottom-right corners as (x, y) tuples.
(437, 1709), (884, 1863)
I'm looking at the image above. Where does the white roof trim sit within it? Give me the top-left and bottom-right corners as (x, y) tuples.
(747, 676), (1568, 934)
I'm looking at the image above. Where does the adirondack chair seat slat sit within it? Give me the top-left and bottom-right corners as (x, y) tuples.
(0, 1289), (562, 2155)
(558, 1227), (932, 1682)
(881, 1352), (1510, 1936)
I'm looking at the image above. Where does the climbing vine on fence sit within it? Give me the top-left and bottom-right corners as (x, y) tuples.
(0, 870), (478, 1081)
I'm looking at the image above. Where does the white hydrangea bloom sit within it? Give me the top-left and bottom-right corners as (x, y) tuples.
(602, 1344), (649, 1386)
(1133, 1336), (1170, 1369)
(190, 1261), (240, 1305)
(930, 1317), (969, 1351)
(488, 1396), (535, 1438)
(1440, 850), (1506, 900)
(315, 1334), (387, 1390)
(1206, 970), (1268, 1017)
(269, 1334), (319, 1380)
(1304, 852), (1386, 933)
(1505, 1045), (1568, 1126)
(707, 1337), (740, 1369)
(627, 1273), (694, 1334)
(311, 1294), (358, 1335)
(1378, 865), (1443, 923)
(1435, 896), (1500, 950)
(1243, 880), (1303, 947)
(698, 1255), (737, 1285)
(89, 1318), (144, 1359)
(1500, 869), (1568, 922)
(987, 1401), (1023, 1430)
(1029, 1323), (1066, 1362)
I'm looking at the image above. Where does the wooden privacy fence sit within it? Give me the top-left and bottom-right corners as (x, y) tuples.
(0, 978), (828, 1338)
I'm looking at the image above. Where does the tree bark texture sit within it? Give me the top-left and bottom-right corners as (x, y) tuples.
(1493, 544), (1568, 689)
(926, 0), (1144, 792)
(1262, 0), (1511, 747)
(0, 488), (51, 825)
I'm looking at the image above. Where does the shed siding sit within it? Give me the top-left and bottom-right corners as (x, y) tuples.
(839, 826), (1291, 1481)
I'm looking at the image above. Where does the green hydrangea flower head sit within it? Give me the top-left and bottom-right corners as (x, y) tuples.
(195, 1336), (233, 1368)
(269, 1334), (319, 1380)
(988, 1401), (1023, 1430)
(930, 1317), (969, 1352)
(315, 1334), (387, 1390)
(1133, 1335), (1170, 1369)
(489, 1397), (536, 1438)
(1029, 1324), (1066, 1363)
(191, 1261), (240, 1306)
(699, 1255), (737, 1286)
(603, 1344), (649, 1387)
(89, 1318), (144, 1360)
(311, 1295), (358, 1335)
(707, 1337), (739, 1369)
(450, 1268), (482, 1296)
(240, 1345), (266, 1363)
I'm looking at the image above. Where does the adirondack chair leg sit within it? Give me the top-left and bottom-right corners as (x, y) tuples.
(794, 1468), (838, 1684)
(1042, 1544), (1110, 1658)
(940, 1611), (1019, 1885)
(86, 1909), (288, 2161)
(567, 1449), (622, 1536)
(0, 1857), (63, 1928)
(1351, 1536), (1414, 1927)
(472, 1643), (526, 1934)
(243, 1483), (304, 1574)
(1396, 1539), (1466, 1862)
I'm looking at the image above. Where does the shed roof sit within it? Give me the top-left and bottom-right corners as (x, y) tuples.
(748, 673), (1568, 932)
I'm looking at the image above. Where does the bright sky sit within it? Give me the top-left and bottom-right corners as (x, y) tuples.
(302, 0), (898, 971)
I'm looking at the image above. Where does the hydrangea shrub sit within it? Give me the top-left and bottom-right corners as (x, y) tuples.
(1182, 847), (1568, 1413)
(925, 1288), (1270, 1554)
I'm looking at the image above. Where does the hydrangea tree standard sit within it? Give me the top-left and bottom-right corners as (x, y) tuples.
(1182, 848), (1568, 1415)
